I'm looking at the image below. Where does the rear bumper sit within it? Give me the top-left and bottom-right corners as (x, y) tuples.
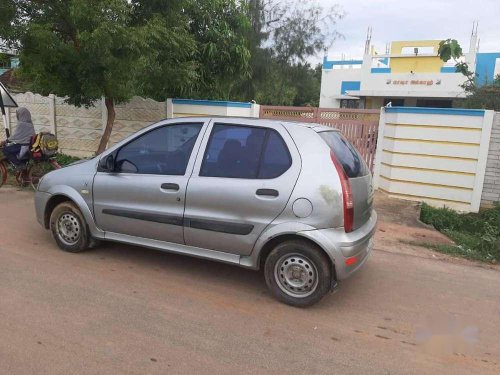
(298, 210), (377, 281)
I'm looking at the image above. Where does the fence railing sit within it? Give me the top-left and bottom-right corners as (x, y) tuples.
(260, 106), (380, 171)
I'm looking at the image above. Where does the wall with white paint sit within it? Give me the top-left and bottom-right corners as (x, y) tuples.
(373, 107), (495, 212)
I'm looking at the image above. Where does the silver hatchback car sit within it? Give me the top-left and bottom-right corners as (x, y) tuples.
(35, 117), (376, 306)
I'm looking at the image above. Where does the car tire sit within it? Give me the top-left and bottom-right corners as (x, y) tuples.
(264, 240), (332, 307)
(49, 201), (92, 253)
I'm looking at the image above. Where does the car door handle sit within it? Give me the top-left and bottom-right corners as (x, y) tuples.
(161, 183), (180, 191)
(256, 189), (279, 197)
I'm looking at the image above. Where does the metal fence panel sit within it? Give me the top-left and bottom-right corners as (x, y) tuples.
(259, 105), (380, 171)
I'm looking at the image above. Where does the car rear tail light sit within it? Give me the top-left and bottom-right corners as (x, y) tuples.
(330, 151), (354, 233)
(345, 256), (358, 266)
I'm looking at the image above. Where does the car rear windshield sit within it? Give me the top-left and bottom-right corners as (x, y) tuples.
(319, 131), (369, 178)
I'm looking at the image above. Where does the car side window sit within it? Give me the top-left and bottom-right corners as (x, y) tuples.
(200, 124), (291, 179)
(258, 130), (292, 179)
(115, 123), (203, 175)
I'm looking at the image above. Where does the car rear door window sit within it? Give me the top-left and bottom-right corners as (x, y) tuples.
(116, 123), (203, 175)
(200, 124), (291, 179)
(258, 130), (292, 179)
(319, 131), (369, 178)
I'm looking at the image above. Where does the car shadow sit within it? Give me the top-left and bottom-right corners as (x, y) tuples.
(88, 241), (268, 295)
(83, 240), (371, 311)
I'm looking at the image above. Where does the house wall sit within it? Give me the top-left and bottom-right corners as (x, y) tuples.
(389, 40), (443, 73)
(373, 107), (495, 212)
(319, 65), (362, 108)
(319, 37), (495, 109)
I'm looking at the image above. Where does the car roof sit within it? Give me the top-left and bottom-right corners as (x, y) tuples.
(164, 117), (339, 133)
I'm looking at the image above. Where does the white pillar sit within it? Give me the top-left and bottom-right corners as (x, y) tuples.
(372, 107), (386, 189)
(471, 110), (495, 211)
(251, 102), (260, 118)
(166, 98), (174, 119)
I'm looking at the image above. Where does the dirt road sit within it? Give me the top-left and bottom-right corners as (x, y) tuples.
(0, 188), (499, 374)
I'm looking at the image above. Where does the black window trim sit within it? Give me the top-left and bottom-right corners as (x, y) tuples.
(98, 121), (205, 175)
(199, 122), (292, 180)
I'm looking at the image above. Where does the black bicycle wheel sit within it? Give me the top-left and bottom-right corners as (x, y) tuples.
(0, 161), (7, 188)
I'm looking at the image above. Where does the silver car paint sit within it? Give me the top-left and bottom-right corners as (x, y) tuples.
(35, 117), (376, 281)
(92, 120), (210, 243)
(37, 158), (104, 238)
(183, 118), (302, 256)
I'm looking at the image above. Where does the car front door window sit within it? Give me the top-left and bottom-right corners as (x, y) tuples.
(115, 123), (203, 175)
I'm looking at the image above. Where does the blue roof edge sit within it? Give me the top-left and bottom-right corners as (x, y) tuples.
(172, 98), (252, 108)
(385, 106), (485, 117)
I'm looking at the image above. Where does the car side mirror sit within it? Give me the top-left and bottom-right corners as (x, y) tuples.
(99, 154), (115, 172)
(116, 159), (138, 174)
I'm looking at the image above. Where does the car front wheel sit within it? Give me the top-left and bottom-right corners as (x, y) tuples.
(50, 201), (92, 253)
(264, 240), (332, 307)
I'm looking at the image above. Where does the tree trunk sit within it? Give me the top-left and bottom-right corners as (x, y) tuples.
(96, 97), (115, 155)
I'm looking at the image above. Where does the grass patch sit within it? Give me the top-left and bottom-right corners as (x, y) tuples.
(419, 203), (500, 263)
(55, 153), (82, 166)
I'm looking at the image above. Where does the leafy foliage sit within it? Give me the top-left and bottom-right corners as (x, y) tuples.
(185, 0), (251, 99)
(254, 62), (322, 106)
(55, 153), (81, 166)
(0, 0), (251, 153)
(461, 75), (500, 111)
(438, 39), (500, 111)
(130, 0), (251, 101)
(236, 0), (342, 105)
(420, 203), (500, 263)
(437, 39), (463, 63)
(0, 0), (342, 151)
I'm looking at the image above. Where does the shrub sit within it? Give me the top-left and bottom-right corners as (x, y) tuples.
(420, 203), (500, 263)
(56, 153), (81, 166)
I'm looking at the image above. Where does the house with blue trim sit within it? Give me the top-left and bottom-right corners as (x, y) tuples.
(320, 28), (500, 109)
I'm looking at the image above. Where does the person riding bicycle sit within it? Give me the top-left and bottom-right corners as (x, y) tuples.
(0, 107), (36, 168)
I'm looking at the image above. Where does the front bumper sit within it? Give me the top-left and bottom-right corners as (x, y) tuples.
(299, 210), (377, 281)
(34, 191), (52, 228)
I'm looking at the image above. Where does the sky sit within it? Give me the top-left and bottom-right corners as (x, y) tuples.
(317, 0), (500, 62)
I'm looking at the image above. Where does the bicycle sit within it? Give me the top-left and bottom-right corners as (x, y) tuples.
(0, 149), (61, 190)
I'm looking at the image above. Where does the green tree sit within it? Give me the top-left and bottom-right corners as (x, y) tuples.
(240, 0), (342, 105)
(0, 0), (174, 153)
(129, 0), (198, 101)
(461, 75), (500, 111)
(130, 0), (251, 101)
(185, 0), (251, 99)
(438, 39), (475, 92)
(254, 62), (322, 106)
(0, 0), (251, 154)
(438, 39), (500, 110)
(437, 39), (462, 63)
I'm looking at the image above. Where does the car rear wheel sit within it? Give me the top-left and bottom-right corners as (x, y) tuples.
(264, 240), (332, 307)
(50, 202), (92, 253)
